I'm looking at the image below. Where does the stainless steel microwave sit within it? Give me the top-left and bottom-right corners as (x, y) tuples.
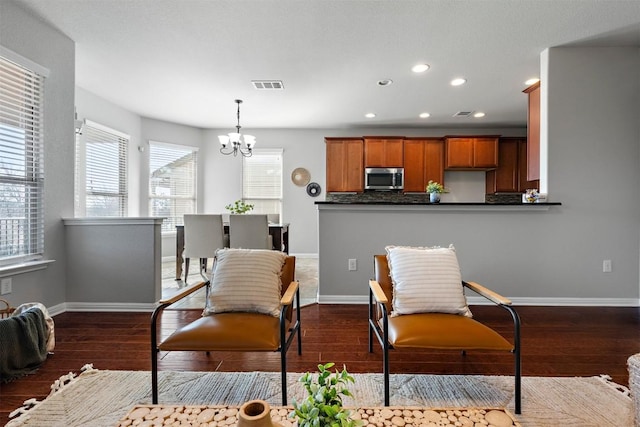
(364, 167), (404, 190)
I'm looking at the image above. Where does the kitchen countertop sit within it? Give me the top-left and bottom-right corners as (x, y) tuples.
(315, 201), (561, 205)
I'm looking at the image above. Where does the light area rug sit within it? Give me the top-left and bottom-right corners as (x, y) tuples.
(7, 366), (632, 427)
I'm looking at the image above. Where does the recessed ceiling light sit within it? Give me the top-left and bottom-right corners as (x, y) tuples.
(419, 112), (431, 118)
(474, 112), (486, 118)
(365, 113), (376, 118)
(451, 78), (466, 86)
(525, 78), (540, 85)
(412, 64), (430, 73)
(377, 79), (393, 86)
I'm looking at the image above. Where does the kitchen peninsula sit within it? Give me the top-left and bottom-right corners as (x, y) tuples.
(315, 197), (561, 305)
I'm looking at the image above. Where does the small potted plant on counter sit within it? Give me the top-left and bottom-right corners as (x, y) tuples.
(291, 362), (362, 427)
(426, 180), (447, 203)
(225, 199), (254, 214)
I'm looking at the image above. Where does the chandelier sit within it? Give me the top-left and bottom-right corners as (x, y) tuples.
(218, 99), (255, 157)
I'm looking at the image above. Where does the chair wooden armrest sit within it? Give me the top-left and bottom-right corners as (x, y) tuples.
(281, 281), (299, 306)
(158, 281), (208, 306)
(369, 280), (389, 304)
(463, 281), (512, 306)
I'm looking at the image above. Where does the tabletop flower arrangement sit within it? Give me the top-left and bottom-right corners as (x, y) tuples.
(225, 199), (254, 214)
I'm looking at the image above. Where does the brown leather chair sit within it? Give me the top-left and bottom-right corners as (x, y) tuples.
(151, 255), (301, 405)
(368, 255), (521, 414)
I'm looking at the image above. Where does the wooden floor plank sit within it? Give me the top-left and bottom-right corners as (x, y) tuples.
(1, 304), (639, 425)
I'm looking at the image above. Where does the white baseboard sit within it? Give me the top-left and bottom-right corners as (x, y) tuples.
(62, 302), (156, 312)
(46, 302), (67, 316)
(162, 253), (319, 263)
(290, 253), (318, 259)
(318, 295), (640, 307)
(47, 295), (640, 315)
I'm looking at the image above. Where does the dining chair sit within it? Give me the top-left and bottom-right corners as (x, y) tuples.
(183, 214), (226, 283)
(229, 214), (273, 249)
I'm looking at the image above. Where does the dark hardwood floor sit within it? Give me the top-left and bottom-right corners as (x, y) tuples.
(1, 304), (639, 425)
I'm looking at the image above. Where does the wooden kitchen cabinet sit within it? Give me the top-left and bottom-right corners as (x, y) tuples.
(403, 138), (444, 192)
(485, 137), (539, 193)
(364, 138), (404, 167)
(524, 81), (540, 181)
(518, 138), (540, 192)
(445, 136), (498, 169)
(325, 138), (364, 192)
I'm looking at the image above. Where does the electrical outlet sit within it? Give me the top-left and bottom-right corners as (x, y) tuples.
(1, 278), (12, 295)
(603, 260), (612, 273)
(348, 258), (357, 271)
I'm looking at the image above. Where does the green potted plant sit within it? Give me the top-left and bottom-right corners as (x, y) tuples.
(426, 180), (447, 203)
(291, 362), (362, 427)
(225, 199), (254, 214)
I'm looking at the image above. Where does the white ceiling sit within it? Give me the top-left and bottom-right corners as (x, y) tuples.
(11, 0), (640, 130)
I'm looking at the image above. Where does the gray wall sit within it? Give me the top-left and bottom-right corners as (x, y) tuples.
(0, 1), (75, 310)
(3, 0), (638, 309)
(318, 46), (640, 304)
(64, 218), (162, 308)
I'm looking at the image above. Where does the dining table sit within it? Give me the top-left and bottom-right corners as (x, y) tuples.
(174, 223), (289, 280)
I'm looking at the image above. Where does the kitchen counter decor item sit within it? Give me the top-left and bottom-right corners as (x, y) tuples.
(426, 180), (447, 203)
(524, 189), (539, 203)
(291, 167), (310, 187)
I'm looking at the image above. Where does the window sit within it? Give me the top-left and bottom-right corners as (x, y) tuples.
(0, 53), (46, 265)
(148, 141), (198, 232)
(242, 148), (283, 218)
(75, 120), (128, 217)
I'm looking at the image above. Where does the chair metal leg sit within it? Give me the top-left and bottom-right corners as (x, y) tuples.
(368, 289), (374, 353)
(280, 311), (288, 406)
(151, 303), (166, 404)
(382, 309), (390, 406)
(504, 304), (522, 414)
(281, 349), (287, 406)
(184, 258), (190, 283)
(383, 336), (389, 406)
(296, 287), (302, 355)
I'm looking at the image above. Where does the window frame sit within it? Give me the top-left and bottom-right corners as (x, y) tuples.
(0, 49), (48, 266)
(242, 148), (283, 218)
(74, 120), (129, 218)
(148, 140), (198, 233)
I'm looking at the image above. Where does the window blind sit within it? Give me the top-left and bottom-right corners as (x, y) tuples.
(0, 55), (45, 264)
(149, 141), (198, 232)
(242, 148), (283, 216)
(75, 120), (128, 217)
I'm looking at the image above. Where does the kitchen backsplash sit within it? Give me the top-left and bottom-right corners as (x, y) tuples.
(326, 191), (524, 204)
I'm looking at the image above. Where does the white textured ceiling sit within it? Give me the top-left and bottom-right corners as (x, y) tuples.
(10, 0), (640, 129)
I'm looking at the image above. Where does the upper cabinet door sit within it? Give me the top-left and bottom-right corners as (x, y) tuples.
(403, 138), (444, 192)
(364, 138), (404, 167)
(524, 82), (541, 181)
(445, 138), (474, 168)
(325, 138), (364, 193)
(473, 137), (499, 168)
(445, 137), (498, 170)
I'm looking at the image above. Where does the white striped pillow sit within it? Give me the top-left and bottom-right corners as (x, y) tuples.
(386, 245), (472, 317)
(204, 248), (286, 317)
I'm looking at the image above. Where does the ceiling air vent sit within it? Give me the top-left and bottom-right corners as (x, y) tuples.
(252, 80), (284, 90)
(453, 111), (474, 117)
